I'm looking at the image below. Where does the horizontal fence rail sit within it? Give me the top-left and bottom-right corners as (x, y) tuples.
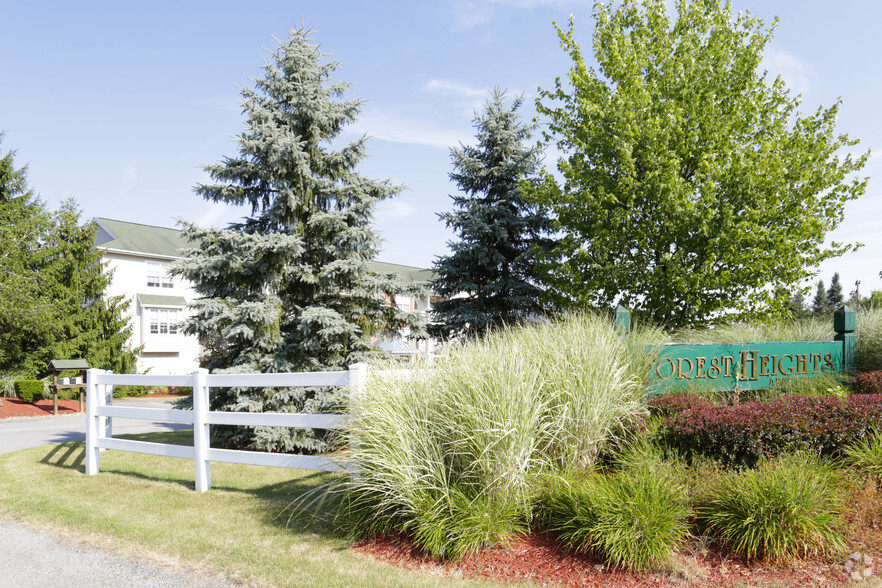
(85, 364), (367, 492)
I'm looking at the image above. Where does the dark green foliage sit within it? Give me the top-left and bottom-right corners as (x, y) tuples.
(527, 0), (869, 328)
(695, 454), (846, 562)
(0, 135), (55, 374)
(0, 139), (135, 378)
(540, 448), (690, 571)
(35, 202), (138, 375)
(827, 273), (844, 309)
(660, 394), (882, 467)
(852, 371), (882, 395)
(430, 90), (553, 340)
(14, 380), (44, 403)
(783, 290), (811, 320)
(174, 27), (425, 452)
(812, 280), (832, 316)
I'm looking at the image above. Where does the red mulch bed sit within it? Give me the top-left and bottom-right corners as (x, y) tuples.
(354, 532), (878, 587)
(0, 397), (83, 418)
(0, 394), (187, 419)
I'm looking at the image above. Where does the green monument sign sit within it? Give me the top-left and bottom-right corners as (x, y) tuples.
(620, 306), (856, 394)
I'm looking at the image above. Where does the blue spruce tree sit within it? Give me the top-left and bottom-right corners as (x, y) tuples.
(430, 90), (553, 339)
(174, 27), (424, 452)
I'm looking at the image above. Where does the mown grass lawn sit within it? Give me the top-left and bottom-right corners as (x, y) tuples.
(0, 433), (498, 587)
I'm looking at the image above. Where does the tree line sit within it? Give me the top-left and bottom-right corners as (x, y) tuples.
(0, 135), (137, 379)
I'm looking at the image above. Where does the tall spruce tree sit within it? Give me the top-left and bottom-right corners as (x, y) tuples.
(34, 201), (138, 375)
(0, 135), (55, 374)
(174, 27), (424, 452)
(827, 272), (844, 309)
(812, 279), (832, 316)
(430, 90), (553, 340)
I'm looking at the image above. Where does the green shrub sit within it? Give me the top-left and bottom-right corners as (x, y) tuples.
(843, 429), (882, 481)
(1, 373), (30, 398)
(340, 313), (646, 559)
(541, 443), (691, 571)
(695, 454), (847, 562)
(14, 380), (44, 403)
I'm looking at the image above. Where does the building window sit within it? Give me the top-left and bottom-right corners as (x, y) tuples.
(147, 261), (174, 288)
(148, 308), (179, 335)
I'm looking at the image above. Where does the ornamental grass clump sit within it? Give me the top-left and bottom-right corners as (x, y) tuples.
(342, 313), (644, 559)
(695, 454), (847, 563)
(857, 307), (882, 373)
(843, 428), (882, 481)
(540, 442), (691, 571)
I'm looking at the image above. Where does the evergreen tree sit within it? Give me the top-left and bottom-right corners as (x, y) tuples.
(430, 90), (553, 340)
(0, 134), (55, 375)
(812, 280), (832, 316)
(34, 201), (138, 374)
(783, 290), (810, 320)
(827, 272), (844, 309)
(174, 27), (424, 452)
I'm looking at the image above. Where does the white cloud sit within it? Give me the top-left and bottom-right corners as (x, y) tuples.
(351, 112), (468, 150)
(423, 79), (487, 99)
(451, 0), (590, 30)
(452, 0), (494, 30)
(195, 201), (242, 228)
(763, 48), (811, 95)
(377, 200), (416, 222)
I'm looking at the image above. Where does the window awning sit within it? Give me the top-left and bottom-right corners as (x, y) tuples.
(137, 293), (188, 307)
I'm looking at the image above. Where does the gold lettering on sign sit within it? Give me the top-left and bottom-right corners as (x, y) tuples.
(811, 354), (823, 374)
(708, 356), (721, 379)
(771, 355), (778, 376)
(823, 353), (834, 372)
(740, 350), (759, 381)
(760, 355), (771, 377)
(796, 354), (808, 375)
(696, 356), (707, 379)
(778, 355), (794, 376)
(724, 356), (735, 378)
(656, 358), (675, 380)
(676, 357), (694, 380)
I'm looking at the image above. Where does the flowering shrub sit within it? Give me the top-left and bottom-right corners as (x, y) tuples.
(852, 371), (882, 395)
(660, 394), (882, 467)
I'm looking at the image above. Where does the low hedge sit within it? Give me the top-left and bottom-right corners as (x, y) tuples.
(660, 394), (882, 467)
(646, 394), (715, 418)
(14, 380), (44, 404)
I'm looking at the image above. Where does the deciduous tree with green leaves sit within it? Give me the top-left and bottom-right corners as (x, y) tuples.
(174, 26), (424, 452)
(527, 0), (869, 328)
(430, 90), (553, 340)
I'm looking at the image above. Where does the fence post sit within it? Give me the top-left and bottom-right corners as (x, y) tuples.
(193, 368), (211, 492)
(834, 305), (857, 376)
(101, 370), (114, 446)
(85, 369), (104, 475)
(348, 363), (367, 480)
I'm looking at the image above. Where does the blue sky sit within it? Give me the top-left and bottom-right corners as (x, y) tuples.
(2, 0), (880, 298)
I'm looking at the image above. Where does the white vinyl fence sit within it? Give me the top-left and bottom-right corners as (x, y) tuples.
(85, 364), (367, 492)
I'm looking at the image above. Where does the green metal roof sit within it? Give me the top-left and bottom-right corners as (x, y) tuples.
(370, 261), (435, 283)
(137, 294), (188, 307)
(94, 218), (190, 258)
(92, 217), (434, 281)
